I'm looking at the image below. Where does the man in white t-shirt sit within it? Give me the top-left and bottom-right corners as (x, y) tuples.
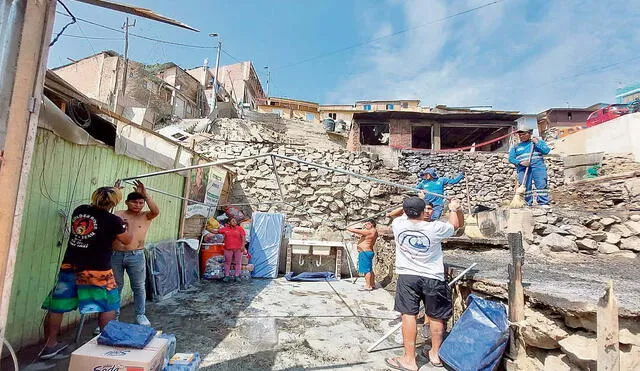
(385, 196), (464, 371)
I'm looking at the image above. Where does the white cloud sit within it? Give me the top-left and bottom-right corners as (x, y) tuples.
(326, 0), (640, 112)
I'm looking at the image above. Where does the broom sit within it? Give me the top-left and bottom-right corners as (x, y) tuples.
(509, 144), (535, 209)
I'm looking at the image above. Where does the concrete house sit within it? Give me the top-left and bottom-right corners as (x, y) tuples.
(257, 97), (320, 123)
(53, 51), (209, 130)
(319, 99), (424, 129)
(537, 106), (598, 139)
(347, 108), (520, 165)
(215, 61), (265, 110)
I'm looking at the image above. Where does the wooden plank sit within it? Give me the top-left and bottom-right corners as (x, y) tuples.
(507, 232), (525, 362)
(597, 280), (620, 371)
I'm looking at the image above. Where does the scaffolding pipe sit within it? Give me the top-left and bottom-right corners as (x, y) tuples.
(118, 153), (269, 182)
(120, 153), (448, 200)
(123, 180), (214, 209)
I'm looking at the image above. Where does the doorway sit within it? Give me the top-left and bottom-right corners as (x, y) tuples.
(411, 126), (432, 149)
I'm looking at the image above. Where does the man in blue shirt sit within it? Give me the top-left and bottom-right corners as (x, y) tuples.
(415, 168), (464, 220)
(508, 128), (551, 205)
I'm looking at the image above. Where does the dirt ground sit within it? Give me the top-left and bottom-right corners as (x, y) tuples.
(5, 278), (444, 371)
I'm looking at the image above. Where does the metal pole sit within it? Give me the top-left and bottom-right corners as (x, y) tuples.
(119, 153), (269, 182)
(123, 180), (213, 209)
(367, 262), (478, 353)
(121, 17), (134, 94)
(264, 66), (270, 98)
(120, 153), (448, 200)
(212, 36), (221, 116)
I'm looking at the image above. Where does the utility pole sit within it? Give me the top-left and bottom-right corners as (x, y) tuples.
(264, 66), (270, 98)
(0, 0), (56, 349)
(209, 33), (221, 117)
(121, 17), (135, 96)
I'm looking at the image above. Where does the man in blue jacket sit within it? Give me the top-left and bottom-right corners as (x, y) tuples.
(508, 128), (551, 205)
(415, 168), (464, 220)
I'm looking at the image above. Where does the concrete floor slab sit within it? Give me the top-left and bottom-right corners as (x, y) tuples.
(4, 278), (438, 370)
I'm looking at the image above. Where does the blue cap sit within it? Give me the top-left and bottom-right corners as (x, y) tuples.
(418, 168), (438, 179)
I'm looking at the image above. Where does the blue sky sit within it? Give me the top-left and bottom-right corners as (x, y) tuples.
(48, 0), (640, 113)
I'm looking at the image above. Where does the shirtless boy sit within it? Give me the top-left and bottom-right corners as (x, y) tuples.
(112, 180), (159, 326)
(347, 219), (379, 291)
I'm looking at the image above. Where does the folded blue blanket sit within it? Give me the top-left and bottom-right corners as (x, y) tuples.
(97, 321), (156, 349)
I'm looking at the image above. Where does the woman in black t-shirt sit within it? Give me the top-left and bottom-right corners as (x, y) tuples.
(39, 187), (134, 360)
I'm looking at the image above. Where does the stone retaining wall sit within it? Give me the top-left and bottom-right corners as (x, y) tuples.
(530, 207), (640, 259)
(400, 151), (565, 209)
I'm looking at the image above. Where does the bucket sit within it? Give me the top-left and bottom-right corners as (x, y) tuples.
(200, 244), (224, 275)
(322, 118), (335, 132)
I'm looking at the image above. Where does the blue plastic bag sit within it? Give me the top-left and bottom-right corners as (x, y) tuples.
(439, 294), (509, 371)
(97, 321), (156, 349)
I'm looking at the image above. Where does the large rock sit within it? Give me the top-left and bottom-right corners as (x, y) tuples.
(567, 224), (591, 239)
(621, 344), (640, 370)
(542, 225), (569, 236)
(623, 220), (640, 235)
(598, 242), (620, 254)
(564, 313), (596, 332)
(621, 328), (640, 346)
(521, 308), (568, 349)
(610, 250), (637, 259)
(605, 232), (621, 245)
(600, 217), (616, 226)
(576, 238), (598, 251)
(620, 236), (640, 252)
(543, 352), (578, 371)
(541, 233), (578, 252)
(610, 224), (634, 238)
(630, 214), (640, 222)
(589, 231), (607, 242)
(558, 332), (596, 370)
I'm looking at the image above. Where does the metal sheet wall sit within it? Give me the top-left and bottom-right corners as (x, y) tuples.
(5, 129), (185, 349)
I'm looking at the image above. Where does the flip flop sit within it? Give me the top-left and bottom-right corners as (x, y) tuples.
(421, 349), (444, 368)
(358, 287), (373, 292)
(384, 357), (417, 371)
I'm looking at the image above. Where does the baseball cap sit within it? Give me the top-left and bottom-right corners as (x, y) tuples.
(403, 197), (426, 219)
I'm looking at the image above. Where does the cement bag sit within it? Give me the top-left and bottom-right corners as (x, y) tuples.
(439, 294), (509, 371)
(97, 320), (156, 349)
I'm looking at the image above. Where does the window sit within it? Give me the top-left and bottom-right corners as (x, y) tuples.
(305, 113), (315, 122)
(411, 126), (432, 149)
(329, 113), (337, 120)
(401, 102), (409, 109)
(386, 104), (394, 110)
(567, 112), (572, 121)
(360, 123), (390, 145)
(364, 104), (372, 111)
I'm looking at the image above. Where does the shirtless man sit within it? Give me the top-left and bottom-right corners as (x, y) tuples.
(112, 180), (159, 326)
(347, 219), (379, 291)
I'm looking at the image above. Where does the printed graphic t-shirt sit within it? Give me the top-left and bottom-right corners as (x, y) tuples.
(218, 225), (246, 250)
(391, 215), (455, 281)
(62, 204), (126, 271)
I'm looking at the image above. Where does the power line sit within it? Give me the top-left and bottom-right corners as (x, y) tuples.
(221, 48), (241, 63)
(56, 11), (215, 49)
(61, 34), (121, 40)
(272, 0), (506, 69)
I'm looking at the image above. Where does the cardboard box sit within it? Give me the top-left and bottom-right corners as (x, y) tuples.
(69, 335), (169, 371)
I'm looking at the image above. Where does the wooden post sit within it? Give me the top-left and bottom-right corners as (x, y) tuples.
(0, 0), (56, 344)
(507, 232), (525, 361)
(597, 280), (620, 371)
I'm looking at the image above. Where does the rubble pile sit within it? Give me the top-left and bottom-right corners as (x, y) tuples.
(600, 153), (640, 176)
(400, 151), (565, 208)
(551, 173), (640, 211)
(529, 207), (640, 259)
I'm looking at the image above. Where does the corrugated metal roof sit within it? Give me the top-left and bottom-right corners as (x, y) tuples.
(73, 0), (199, 31)
(353, 110), (521, 122)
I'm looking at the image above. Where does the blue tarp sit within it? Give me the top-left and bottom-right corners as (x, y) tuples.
(248, 213), (285, 278)
(97, 321), (156, 349)
(284, 271), (337, 281)
(439, 294), (509, 371)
